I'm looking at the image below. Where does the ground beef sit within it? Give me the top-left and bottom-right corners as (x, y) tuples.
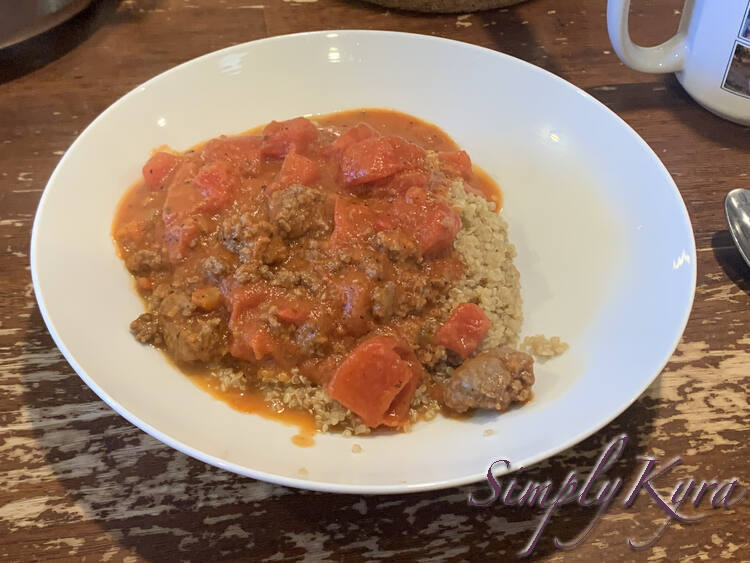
(267, 184), (333, 240)
(221, 214), (287, 265)
(160, 315), (227, 363)
(394, 277), (430, 317)
(442, 346), (534, 413)
(296, 322), (328, 355)
(130, 313), (162, 345)
(155, 290), (224, 362)
(371, 281), (396, 321)
(203, 256), (229, 281)
(125, 249), (164, 275)
(159, 292), (196, 318)
(233, 262), (260, 284)
(374, 230), (420, 261)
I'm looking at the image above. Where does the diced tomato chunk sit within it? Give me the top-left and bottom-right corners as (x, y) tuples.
(202, 135), (262, 176)
(142, 151), (180, 190)
(381, 343), (424, 427)
(340, 136), (425, 186)
(330, 123), (378, 155)
(326, 336), (417, 428)
(261, 117), (319, 159)
(269, 150), (319, 193)
(386, 169), (431, 193)
(193, 160), (239, 212)
(414, 199), (462, 257)
(227, 286), (268, 323)
(329, 197), (378, 247)
(229, 319), (276, 362)
(226, 286), (276, 361)
(162, 161), (201, 224)
(434, 303), (491, 358)
(390, 188), (462, 257)
(163, 158), (235, 224)
(438, 150), (473, 180)
(276, 302), (310, 325)
(226, 286), (312, 362)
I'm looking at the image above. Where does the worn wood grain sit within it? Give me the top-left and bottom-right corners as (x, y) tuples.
(0, 0), (748, 560)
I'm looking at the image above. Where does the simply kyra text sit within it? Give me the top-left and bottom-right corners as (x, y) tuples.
(469, 434), (746, 556)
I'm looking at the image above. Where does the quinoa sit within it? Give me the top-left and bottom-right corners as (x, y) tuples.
(215, 368), (246, 391)
(259, 371), (371, 435)
(521, 334), (569, 357)
(446, 180), (524, 351)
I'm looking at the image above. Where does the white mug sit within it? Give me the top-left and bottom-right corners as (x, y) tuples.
(607, 0), (750, 125)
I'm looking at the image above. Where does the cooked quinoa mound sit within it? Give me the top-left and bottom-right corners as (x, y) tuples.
(446, 180), (524, 351)
(521, 335), (569, 357)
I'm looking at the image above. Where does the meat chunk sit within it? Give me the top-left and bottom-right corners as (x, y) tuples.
(266, 184), (332, 240)
(221, 214), (287, 265)
(442, 347), (534, 414)
(371, 281), (396, 321)
(160, 315), (226, 363)
(374, 230), (419, 261)
(159, 292), (196, 318)
(203, 256), (228, 281)
(155, 291), (227, 363)
(130, 313), (163, 345)
(125, 249), (164, 275)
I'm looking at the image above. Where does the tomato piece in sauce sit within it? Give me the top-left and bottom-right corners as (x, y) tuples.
(193, 160), (239, 212)
(434, 303), (491, 358)
(227, 286), (312, 362)
(330, 123), (378, 155)
(326, 336), (417, 428)
(269, 150), (319, 193)
(414, 198), (461, 257)
(380, 343), (424, 427)
(390, 187), (462, 257)
(142, 151), (180, 190)
(261, 117), (319, 159)
(329, 197), (379, 247)
(202, 135), (262, 176)
(276, 302), (311, 326)
(339, 136), (425, 187)
(385, 169), (431, 193)
(227, 286), (270, 360)
(438, 150), (473, 180)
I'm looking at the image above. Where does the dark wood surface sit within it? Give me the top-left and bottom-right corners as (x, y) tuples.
(1, 0), (748, 560)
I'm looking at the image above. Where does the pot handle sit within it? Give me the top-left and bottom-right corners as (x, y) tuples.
(607, 0), (694, 73)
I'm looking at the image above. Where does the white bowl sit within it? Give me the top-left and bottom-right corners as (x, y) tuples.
(31, 31), (696, 493)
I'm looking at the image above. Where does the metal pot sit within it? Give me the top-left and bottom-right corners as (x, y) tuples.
(0, 0), (93, 49)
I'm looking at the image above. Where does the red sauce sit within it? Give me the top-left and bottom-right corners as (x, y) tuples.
(113, 108), (503, 445)
(192, 374), (317, 446)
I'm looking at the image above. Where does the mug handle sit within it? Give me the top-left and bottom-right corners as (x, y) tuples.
(607, 0), (694, 73)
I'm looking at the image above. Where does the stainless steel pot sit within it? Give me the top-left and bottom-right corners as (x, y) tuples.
(0, 0), (93, 49)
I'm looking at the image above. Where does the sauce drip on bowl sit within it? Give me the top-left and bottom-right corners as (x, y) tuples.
(192, 373), (318, 446)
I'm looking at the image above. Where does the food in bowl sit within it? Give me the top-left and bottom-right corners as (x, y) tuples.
(112, 108), (564, 435)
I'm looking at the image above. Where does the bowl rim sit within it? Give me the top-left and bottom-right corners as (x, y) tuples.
(30, 29), (697, 494)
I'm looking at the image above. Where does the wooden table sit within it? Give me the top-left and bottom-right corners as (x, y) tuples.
(1, 0), (748, 560)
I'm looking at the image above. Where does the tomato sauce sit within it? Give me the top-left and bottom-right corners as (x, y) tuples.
(192, 374), (317, 446)
(113, 108), (503, 444)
